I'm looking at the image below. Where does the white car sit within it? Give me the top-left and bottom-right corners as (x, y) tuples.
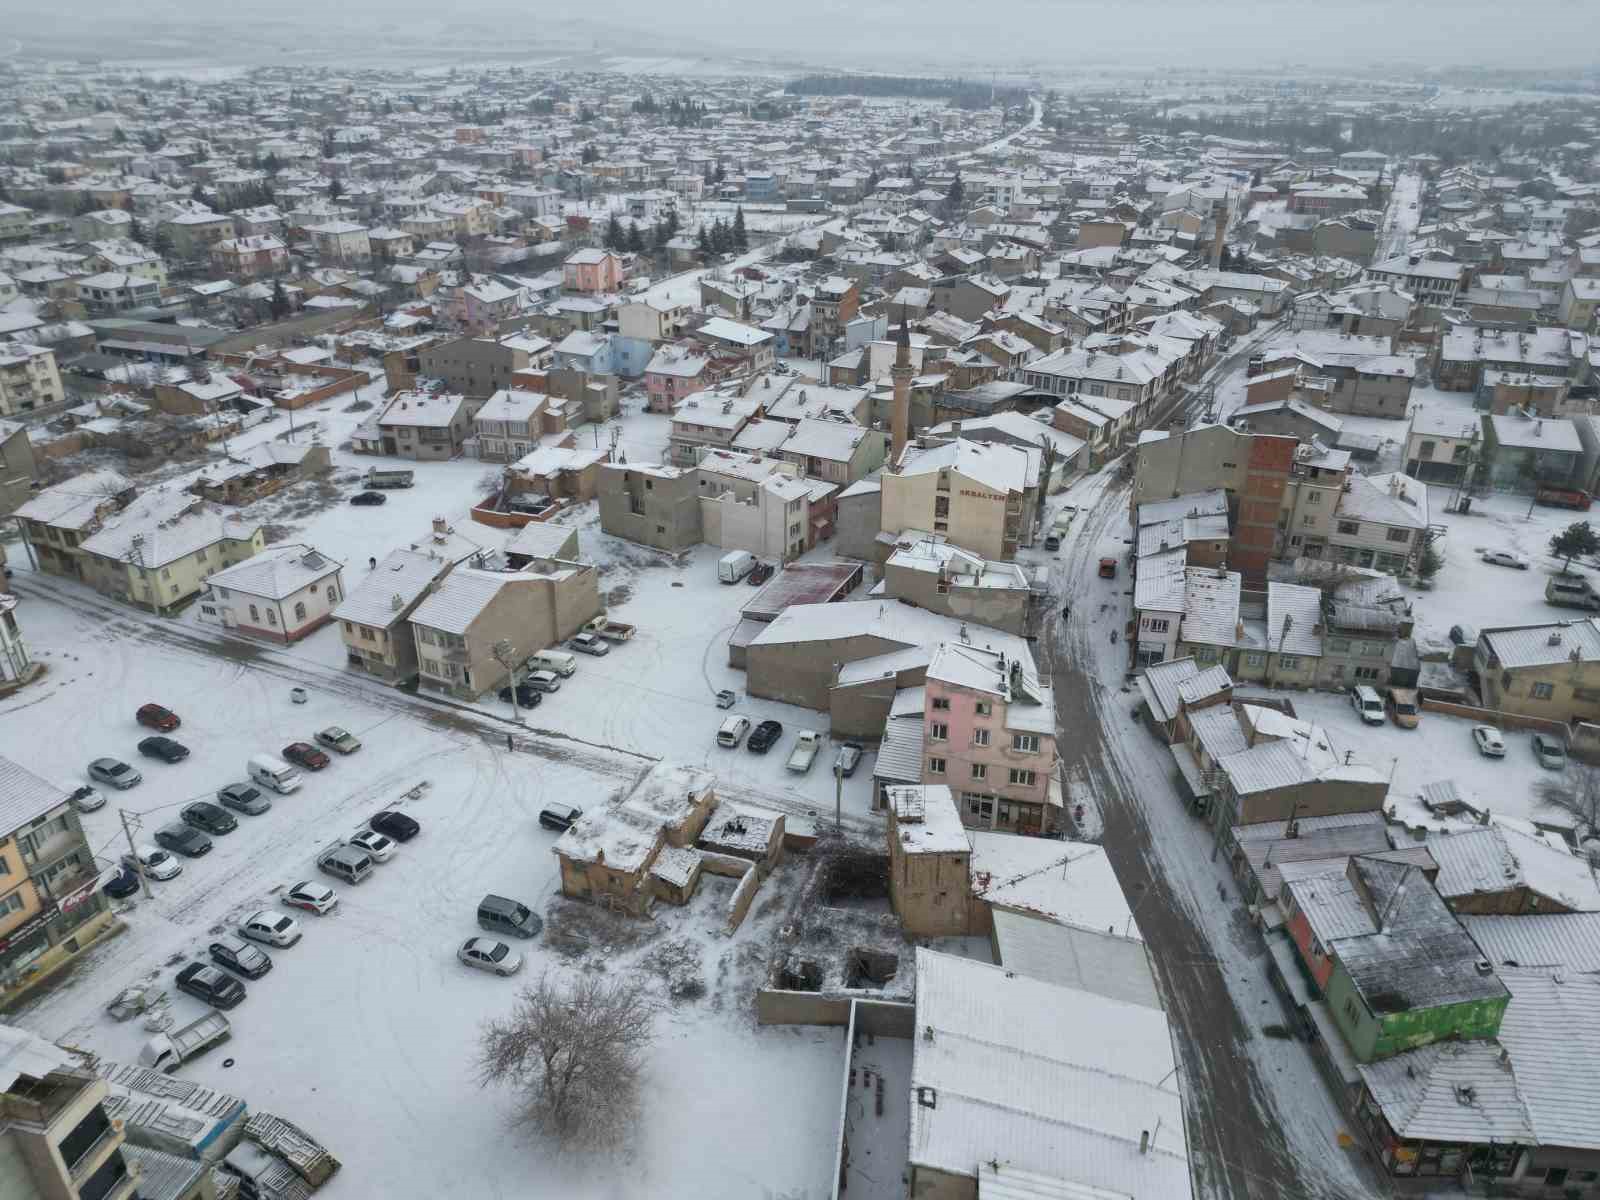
(458, 938), (523, 977)
(240, 910), (302, 947)
(68, 784), (106, 813)
(347, 829), (395, 862)
(282, 881), (338, 916)
(716, 716), (751, 748)
(1472, 725), (1507, 758)
(315, 726), (363, 755)
(1481, 550), (1529, 570)
(122, 844), (182, 881)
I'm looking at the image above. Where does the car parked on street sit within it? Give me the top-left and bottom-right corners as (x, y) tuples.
(747, 720), (784, 754)
(347, 829), (395, 862)
(1472, 725), (1507, 758)
(350, 491), (387, 506)
(568, 632), (610, 657)
(314, 726), (362, 754)
(282, 742), (330, 771)
(217, 782), (271, 815)
(68, 785), (105, 813)
(538, 802), (581, 832)
(155, 823), (212, 858)
(457, 938), (524, 977)
(181, 802), (237, 836)
(138, 736), (190, 763)
(716, 716), (751, 748)
(208, 937), (272, 980)
(282, 882), (337, 915)
(836, 743), (864, 777)
(747, 561), (775, 586)
(525, 669), (561, 693)
(103, 865), (140, 898)
(1533, 733), (1568, 770)
(370, 810), (420, 842)
(240, 910), (302, 946)
(90, 757), (142, 789)
(175, 963), (245, 1009)
(498, 683), (543, 709)
(136, 703), (181, 731)
(123, 844), (181, 881)
(1481, 550), (1529, 570)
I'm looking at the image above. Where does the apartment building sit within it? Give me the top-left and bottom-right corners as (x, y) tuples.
(881, 437), (1039, 561)
(597, 462), (702, 553)
(0, 343), (64, 415)
(373, 391), (475, 460)
(333, 548), (457, 685)
(418, 333), (553, 399)
(1364, 253), (1466, 307)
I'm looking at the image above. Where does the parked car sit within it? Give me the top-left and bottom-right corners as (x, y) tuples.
(282, 882), (337, 916)
(1481, 550), (1529, 570)
(208, 937), (272, 980)
(136, 703), (181, 731)
(525, 669), (561, 693)
(68, 784), (105, 813)
(350, 491), (387, 506)
(175, 963), (245, 1010)
(747, 561), (775, 586)
(538, 802), (581, 832)
(240, 910), (302, 946)
(370, 810), (420, 842)
(747, 719), (784, 754)
(1349, 686), (1386, 725)
(457, 938), (524, 977)
(123, 844), (181, 881)
(716, 716), (751, 748)
(282, 742), (330, 771)
(217, 782), (271, 816)
(836, 743), (864, 777)
(347, 829), (395, 862)
(1533, 733), (1568, 770)
(1098, 558), (1118, 579)
(138, 736), (190, 764)
(181, 802), (237, 836)
(103, 865), (141, 898)
(314, 726), (362, 754)
(568, 632), (610, 657)
(155, 823), (212, 858)
(90, 757), (142, 789)
(1472, 725), (1507, 758)
(1449, 623), (1479, 646)
(498, 683), (543, 709)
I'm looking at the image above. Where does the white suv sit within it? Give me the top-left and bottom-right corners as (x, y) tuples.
(717, 716), (752, 748)
(1350, 685), (1385, 725)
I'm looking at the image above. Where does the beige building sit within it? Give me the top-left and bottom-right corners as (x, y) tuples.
(887, 785), (972, 937)
(11, 470), (137, 581)
(74, 492), (264, 615)
(1476, 619), (1600, 724)
(0, 343), (64, 417)
(197, 543), (343, 643)
(597, 462), (702, 553)
(410, 563), (600, 700)
(881, 437), (1039, 561)
(879, 534), (1032, 636)
(0, 1026), (140, 1200)
(373, 391), (475, 461)
(333, 548), (457, 684)
(0, 422), (38, 519)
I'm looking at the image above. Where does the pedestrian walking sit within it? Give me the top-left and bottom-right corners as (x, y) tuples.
(1062, 604), (1071, 620)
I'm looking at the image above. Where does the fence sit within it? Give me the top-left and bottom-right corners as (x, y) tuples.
(1419, 697), (1570, 738)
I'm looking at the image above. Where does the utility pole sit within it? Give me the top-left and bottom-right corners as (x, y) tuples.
(834, 758), (843, 833)
(119, 808), (153, 900)
(491, 638), (523, 724)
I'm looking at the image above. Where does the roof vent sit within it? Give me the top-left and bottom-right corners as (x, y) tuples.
(1549, 631), (1562, 647)
(1474, 958), (1492, 976)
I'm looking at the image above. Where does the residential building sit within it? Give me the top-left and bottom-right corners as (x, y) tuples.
(1403, 409), (1480, 483)
(881, 437), (1039, 561)
(597, 462), (701, 553)
(667, 389), (762, 467)
(410, 563), (601, 700)
(160, 209), (236, 263)
(921, 641), (1058, 835)
(333, 548), (456, 685)
(11, 469), (136, 580)
(1365, 253), (1466, 307)
(691, 317), (776, 373)
(644, 346), (725, 414)
(1426, 823), (1600, 915)
(196, 544), (343, 643)
(0, 343), (63, 416)
(562, 248), (624, 293)
(1435, 325), (1579, 392)
(770, 418), (883, 486)
(0, 594), (29, 690)
(418, 333), (553, 399)
(1324, 472), (1429, 575)
(886, 784), (972, 937)
(0, 757), (117, 1012)
(0, 1025), (137, 1199)
(304, 220), (371, 265)
(472, 388), (549, 462)
(211, 235), (288, 279)
(1480, 410), (1584, 491)
(879, 534), (1032, 636)
(695, 449), (825, 562)
(73, 272), (160, 315)
(1476, 619), (1600, 724)
(75, 491), (264, 614)
(374, 390), (474, 460)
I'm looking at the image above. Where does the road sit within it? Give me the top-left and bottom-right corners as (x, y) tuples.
(1375, 170), (1422, 262)
(921, 94), (1042, 165)
(1033, 434), (1385, 1198)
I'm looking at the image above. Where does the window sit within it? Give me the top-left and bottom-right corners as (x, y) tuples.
(1531, 682), (1555, 700)
(931, 697), (950, 711)
(964, 794), (993, 818)
(1544, 1169), (1568, 1188)
(266, 609), (277, 626)
(973, 729), (990, 747)
(1279, 655), (1300, 670)
(360, 627), (375, 642)
(1353, 666), (1380, 681)
(1012, 734), (1039, 753)
(928, 757), (945, 775)
(929, 722), (948, 741)
(971, 763), (987, 780)
(293, 602), (307, 621)
(1306, 491), (1321, 505)
(1417, 439), (1436, 458)
(1244, 652), (1265, 668)
(249, 604), (260, 622)
(1145, 617), (1170, 634)
(1386, 527), (1411, 543)
(0, 891), (22, 915)
(1337, 520), (1360, 535)
(974, 701), (991, 717)
(1009, 768), (1036, 786)
(1327, 637), (1351, 652)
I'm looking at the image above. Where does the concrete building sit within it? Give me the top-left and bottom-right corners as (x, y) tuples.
(0, 343), (64, 416)
(75, 492), (264, 615)
(417, 333), (553, 399)
(196, 544), (343, 643)
(305, 220), (371, 264)
(11, 470), (136, 582)
(373, 390), (475, 460)
(881, 437), (1039, 561)
(887, 784), (972, 938)
(1404, 409), (1481, 483)
(879, 534), (1032, 636)
(597, 462), (702, 553)
(1324, 471), (1429, 575)
(1476, 619), (1600, 725)
(333, 547), (457, 685)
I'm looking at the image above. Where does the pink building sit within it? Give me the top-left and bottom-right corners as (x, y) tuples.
(562, 248), (624, 293)
(920, 641), (1059, 835)
(643, 345), (718, 413)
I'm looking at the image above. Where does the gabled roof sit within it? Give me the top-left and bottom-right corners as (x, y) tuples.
(203, 543), (339, 600)
(332, 548), (451, 629)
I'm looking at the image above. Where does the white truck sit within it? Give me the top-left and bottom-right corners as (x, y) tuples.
(362, 468), (415, 489)
(139, 1011), (231, 1073)
(786, 730), (823, 773)
(718, 550), (756, 584)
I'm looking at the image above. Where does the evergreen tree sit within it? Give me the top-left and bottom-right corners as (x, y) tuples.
(625, 222), (644, 253)
(270, 278), (289, 320)
(652, 220), (669, 252)
(152, 226), (173, 259)
(713, 162), (726, 183)
(697, 225), (711, 256)
(604, 212), (624, 250)
(1551, 522), (1600, 574)
(732, 206), (748, 252)
(581, 144), (598, 164)
(945, 171), (964, 213)
(191, 182), (207, 204)
(328, 178), (343, 202)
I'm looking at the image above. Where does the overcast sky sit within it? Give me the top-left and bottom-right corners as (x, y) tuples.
(13, 0), (1600, 71)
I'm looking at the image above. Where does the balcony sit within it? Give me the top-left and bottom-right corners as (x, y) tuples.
(64, 1113), (119, 1182)
(78, 1149), (134, 1200)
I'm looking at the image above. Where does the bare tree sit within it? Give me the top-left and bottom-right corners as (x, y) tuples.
(475, 972), (655, 1146)
(1536, 764), (1600, 842)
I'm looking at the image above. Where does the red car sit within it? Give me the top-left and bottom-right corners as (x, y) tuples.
(282, 742), (330, 771)
(136, 703), (181, 732)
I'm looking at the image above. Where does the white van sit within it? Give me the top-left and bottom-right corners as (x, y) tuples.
(1349, 686), (1385, 726)
(528, 649), (577, 677)
(718, 550), (756, 584)
(248, 754), (303, 795)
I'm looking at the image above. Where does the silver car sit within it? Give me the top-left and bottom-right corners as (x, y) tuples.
(89, 757), (142, 790)
(458, 938), (523, 977)
(218, 782), (272, 815)
(1533, 733), (1568, 770)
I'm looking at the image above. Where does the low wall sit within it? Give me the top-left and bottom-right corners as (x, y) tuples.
(469, 498), (572, 530)
(725, 865), (761, 933)
(699, 851), (754, 878)
(1420, 697), (1569, 738)
(754, 989), (916, 1030)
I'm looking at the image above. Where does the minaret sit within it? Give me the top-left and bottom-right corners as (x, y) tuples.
(890, 305), (913, 465)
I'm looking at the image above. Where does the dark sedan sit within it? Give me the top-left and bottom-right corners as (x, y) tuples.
(154, 823), (212, 858)
(747, 720), (784, 754)
(208, 937), (272, 980)
(175, 962), (245, 1009)
(137, 736), (190, 763)
(181, 802), (237, 836)
(350, 491), (388, 506)
(498, 683), (544, 709)
(370, 810), (420, 842)
(103, 865), (140, 899)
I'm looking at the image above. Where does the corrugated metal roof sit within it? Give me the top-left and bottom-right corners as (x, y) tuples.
(1265, 583), (1324, 658)
(1463, 912), (1600, 974)
(1358, 1040), (1534, 1145)
(1428, 826), (1600, 912)
(332, 549), (448, 629)
(1481, 619), (1600, 671)
(1497, 969), (1600, 1150)
(1180, 567), (1242, 647)
(120, 1145), (206, 1200)
(409, 567), (511, 635)
(1133, 545), (1187, 611)
(990, 909), (1160, 1010)
(874, 715), (924, 784)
